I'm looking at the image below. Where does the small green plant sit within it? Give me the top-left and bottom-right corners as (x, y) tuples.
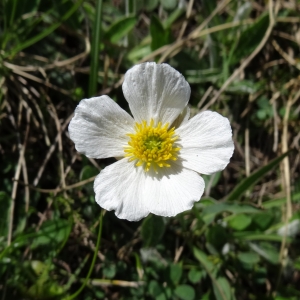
(1, 0), (300, 299)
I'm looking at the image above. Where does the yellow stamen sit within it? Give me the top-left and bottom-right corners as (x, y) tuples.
(124, 118), (180, 172)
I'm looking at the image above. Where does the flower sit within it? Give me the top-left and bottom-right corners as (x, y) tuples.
(69, 63), (234, 221)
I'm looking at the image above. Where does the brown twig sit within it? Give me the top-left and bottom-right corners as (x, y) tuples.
(33, 113), (73, 186)
(46, 94), (66, 192)
(7, 104), (31, 245)
(5, 65), (70, 96)
(177, 0), (195, 40)
(16, 175), (97, 194)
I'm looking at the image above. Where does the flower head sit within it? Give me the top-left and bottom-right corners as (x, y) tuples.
(124, 118), (180, 172)
(69, 63), (234, 221)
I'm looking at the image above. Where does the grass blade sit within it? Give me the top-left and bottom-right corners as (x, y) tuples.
(226, 151), (290, 201)
(8, 0), (84, 58)
(192, 247), (229, 300)
(88, 0), (103, 97)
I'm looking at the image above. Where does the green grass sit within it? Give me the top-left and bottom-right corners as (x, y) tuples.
(1, 0), (300, 299)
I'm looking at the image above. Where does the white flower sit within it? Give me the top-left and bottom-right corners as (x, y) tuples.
(69, 63), (234, 221)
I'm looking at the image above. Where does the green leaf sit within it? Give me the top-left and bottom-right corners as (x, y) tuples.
(232, 13), (269, 64)
(206, 225), (228, 250)
(174, 284), (195, 300)
(201, 291), (211, 300)
(150, 15), (170, 51)
(141, 215), (165, 247)
(136, 0), (159, 11)
(233, 232), (290, 242)
(25, 281), (64, 299)
(249, 242), (279, 265)
(226, 151), (289, 201)
(103, 264), (116, 279)
(228, 214), (252, 231)
(127, 44), (152, 62)
(192, 247), (214, 273)
(79, 165), (99, 181)
(160, 0), (178, 11)
(163, 8), (185, 29)
(202, 202), (259, 224)
(294, 256), (300, 271)
(30, 219), (72, 250)
(237, 251), (260, 264)
(168, 263), (182, 285)
(104, 15), (137, 43)
(30, 260), (47, 276)
(192, 248), (229, 300)
(203, 202), (259, 216)
(148, 280), (164, 297)
(157, 293), (168, 300)
(0, 192), (10, 237)
(185, 68), (221, 84)
(226, 80), (262, 94)
(133, 253), (144, 278)
(262, 192), (300, 208)
(252, 213), (273, 230)
(188, 268), (203, 284)
(213, 277), (232, 300)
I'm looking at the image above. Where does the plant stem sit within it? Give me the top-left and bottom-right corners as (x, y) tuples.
(65, 210), (104, 300)
(88, 0), (103, 97)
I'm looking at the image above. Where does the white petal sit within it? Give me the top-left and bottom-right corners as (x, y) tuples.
(122, 62), (190, 126)
(94, 159), (204, 221)
(145, 164), (205, 217)
(94, 159), (150, 221)
(69, 96), (135, 159)
(176, 111), (234, 175)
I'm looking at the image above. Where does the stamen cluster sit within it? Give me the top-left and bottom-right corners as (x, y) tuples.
(124, 119), (180, 172)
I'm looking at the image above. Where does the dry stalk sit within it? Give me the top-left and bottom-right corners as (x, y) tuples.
(3, 37), (90, 72)
(201, 0), (277, 110)
(282, 90), (300, 220)
(177, 0), (195, 40)
(33, 113), (73, 186)
(272, 39), (300, 70)
(17, 175), (97, 194)
(197, 86), (213, 109)
(24, 85), (51, 146)
(22, 107), (31, 212)
(7, 105), (31, 245)
(46, 94), (66, 192)
(275, 88), (300, 295)
(4, 66), (70, 95)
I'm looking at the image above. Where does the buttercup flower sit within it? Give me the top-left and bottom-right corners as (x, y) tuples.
(69, 63), (234, 221)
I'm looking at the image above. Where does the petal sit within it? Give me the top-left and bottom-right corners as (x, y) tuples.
(69, 96), (135, 159)
(176, 111), (234, 175)
(145, 164), (205, 217)
(122, 62), (190, 126)
(94, 159), (204, 221)
(94, 159), (150, 221)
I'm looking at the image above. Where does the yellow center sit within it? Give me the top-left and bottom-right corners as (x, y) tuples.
(124, 119), (180, 172)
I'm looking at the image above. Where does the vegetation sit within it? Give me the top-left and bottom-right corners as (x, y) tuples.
(0, 0), (300, 299)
